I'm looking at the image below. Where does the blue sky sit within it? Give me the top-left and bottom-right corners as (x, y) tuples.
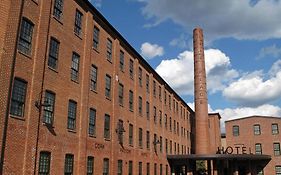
(90, 0), (281, 130)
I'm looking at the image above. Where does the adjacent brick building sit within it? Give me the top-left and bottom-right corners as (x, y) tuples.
(225, 116), (281, 175)
(0, 0), (200, 174)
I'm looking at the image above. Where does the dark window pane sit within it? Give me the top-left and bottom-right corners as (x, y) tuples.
(74, 10), (83, 36)
(90, 65), (97, 91)
(43, 91), (55, 124)
(89, 109), (96, 136)
(10, 78), (27, 117)
(104, 114), (110, 139)
(64, 154), (74, 175)
(18, 18), (34, 55)
(87, 156), (94, 175)
(39, 152), (51, 175)
(53, 0), (63, 20)
(67, 100), (77, 130)
(71, 53), (80, 81)
(93, 26), (99, 49)
(48, 38), (60, 69)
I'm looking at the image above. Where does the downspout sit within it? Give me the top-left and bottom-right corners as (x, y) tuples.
(33, 0), (53, 174)
(0, 0), (25, 173)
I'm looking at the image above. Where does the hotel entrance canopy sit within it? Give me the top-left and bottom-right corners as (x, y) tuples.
(167, 154), (271, 175)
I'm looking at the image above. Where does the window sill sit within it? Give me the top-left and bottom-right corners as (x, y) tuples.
(107, 59), (113, 64)
(129, 109), (134, 112)
(42, 122), (54, 128)
(90, 89), (98, 94)
(74, 32), (83, 40)
(67, 129), (76, 133)
(18, 50), (32, 59)
(71, 79), (79, 84)
(48, 66), (58, 73)
(53, 16), (63, 25)
(31, 0), (38, 5)
(92, 47), (99, 53)
(119, 104), (124, 107)
(105, 97), (111, 101)
(10, 115), (25, 121)
(104, 138), (111, 141)
(89, 134), (96, 138)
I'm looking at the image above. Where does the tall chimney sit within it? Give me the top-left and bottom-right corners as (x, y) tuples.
(193, 28), (210, 154)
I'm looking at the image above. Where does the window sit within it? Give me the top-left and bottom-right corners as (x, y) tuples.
(53, 0), (63, 20)
(272, 123), (279, 135)
(159, 86), (161, 101)
(139, 128), (143, 148)
(169, 141), (172, 154)
(104, 114), (110, 139)
(48, 38), (60, 69)
(164, 91), (167, 105)
(18, 18), (34, 55)
(87, 156), (94, 175)
(173, 120), (176, 133)
(38, 152), (51, 175)
(71, 52), (80, 82)
(165, 139), (168, 154)
(147, 163), (150, 175)
(138, 67), (142, 86)
(164, 114), (167, 129)
(106, 39), (112, 61)
(10, 78), (27, 117)
(64, 154), (74, 175)
(160, 136), (163, 153)
(129, 161), (133, 175)
(105, 75), (111, 98)
(118, 83), (124, 106)
(168, 95), (171, 109)
(89, 108), (96, 136)
(153, 81), (156, 97)
(274, 143), (281, 156)
(154, 163), (157, 175)
(232, 125), (239, 136)
(146, 74), (150, 93)
(90, 65), (98, 91)
(74, 10), (83, 36)
(255, 143), (262, 154)
(146, 101), (150, 120)
(138, 96), (142, 115)
(153, 106), (157, 124)
(129, 124), (133, 146)
(129, 90), (133, 111)
(160, 164), (162, 175)
(146, 131), (150, 150)
(129, 59), (134, 79)
(103, 158), (109, 175)
(169, 117), (172, 132)
(43, 91), (55, 125)
(120, 50), (124, 71)
(254, 124), (261, 135)
(139, 162), (143, 175)
(276, 166), (281, 175)
(67, 100), (77, 130)
(117, 160), (122, 175)
(93, 26), (99, 49)
(159, 111), (162, 127)
(165, 165), (168, 175)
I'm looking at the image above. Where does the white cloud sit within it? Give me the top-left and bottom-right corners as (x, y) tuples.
(257, 44), (281, 59)
(223, 60), (281, 107)
(138, 0), (281, 41)
(169, 34), (190, 49)
(90, 0), (102, 8)
(215, 104), (281, 133)
(155, 49), (238, 95)
(140, 42), (164, 59)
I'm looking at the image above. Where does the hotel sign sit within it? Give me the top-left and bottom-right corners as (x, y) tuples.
(217, 146), (253, 155)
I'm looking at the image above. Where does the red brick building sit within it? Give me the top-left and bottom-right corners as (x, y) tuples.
(0, 0), (198, 174)
(225, 116), (281, 175)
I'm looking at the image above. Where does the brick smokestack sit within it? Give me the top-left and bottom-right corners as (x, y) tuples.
(193, 28), (210, 154)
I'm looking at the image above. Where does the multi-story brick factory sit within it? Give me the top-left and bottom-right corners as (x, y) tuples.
(0, 0), (276, 174)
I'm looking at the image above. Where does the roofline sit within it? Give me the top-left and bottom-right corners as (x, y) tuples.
(208, 112), (221, 119)
(225, 115), (281, 123)
(82, 0), (194, 114)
